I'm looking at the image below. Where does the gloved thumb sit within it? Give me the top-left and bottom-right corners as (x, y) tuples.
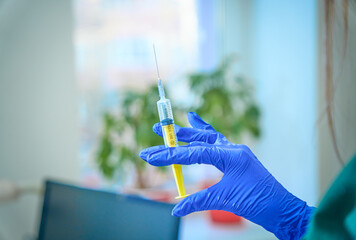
(172, 186), (214, 217)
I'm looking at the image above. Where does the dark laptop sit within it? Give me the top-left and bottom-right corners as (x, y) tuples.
(38, 180), (180, 240)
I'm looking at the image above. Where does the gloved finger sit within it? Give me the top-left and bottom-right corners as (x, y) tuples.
(152, 123), (219, 144)
(139, 145), (166, 160)
(141, 142), (225, 171)
(187, 112), (215, 131)
(172, 182), (221, 217)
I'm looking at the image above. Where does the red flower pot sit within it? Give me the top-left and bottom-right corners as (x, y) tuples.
(208, 210), (243, 224)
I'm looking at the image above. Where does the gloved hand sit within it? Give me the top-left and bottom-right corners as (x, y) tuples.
(140, 112), (315, 240)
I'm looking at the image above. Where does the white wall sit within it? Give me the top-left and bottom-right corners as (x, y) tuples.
(250, 0), (318, 205)
(0, 1), (79, 239)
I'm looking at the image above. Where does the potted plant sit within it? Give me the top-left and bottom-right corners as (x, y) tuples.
(187, 57), (260, 141)
(96, 85), (171, 190)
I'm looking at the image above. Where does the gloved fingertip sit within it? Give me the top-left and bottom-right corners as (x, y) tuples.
(188, 112), (215, 131)
(139, 149), (149, 160)
(172, 204), (186, 217)
(187, 111), (199, 120)
(172, 194), (197, 217)
(152, 123), (162, 135)
(171, 209), (182, 217)
(139, 145), (166, 162)
(187, 111), (204, 124)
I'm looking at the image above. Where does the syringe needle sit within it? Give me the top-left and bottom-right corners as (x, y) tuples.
(153, 44), (161, 79)
(153, 45), (189, 199)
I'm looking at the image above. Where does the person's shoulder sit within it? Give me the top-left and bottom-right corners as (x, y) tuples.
(337, 153), (356, 184)
(304, 153), (356, 239)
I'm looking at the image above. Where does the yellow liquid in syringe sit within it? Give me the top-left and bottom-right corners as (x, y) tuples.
(161, 123), (189, 199)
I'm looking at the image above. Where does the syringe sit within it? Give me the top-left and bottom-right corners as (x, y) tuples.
(153, 46), (189, 199)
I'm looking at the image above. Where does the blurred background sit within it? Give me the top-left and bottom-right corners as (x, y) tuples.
(0, 0), (355, 239)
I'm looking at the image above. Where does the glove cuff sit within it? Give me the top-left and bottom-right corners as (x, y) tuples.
(275, 202), (316, 240)
(299, 206), (316, 238)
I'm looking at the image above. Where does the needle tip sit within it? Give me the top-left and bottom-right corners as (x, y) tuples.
(153, 44), (161, 79)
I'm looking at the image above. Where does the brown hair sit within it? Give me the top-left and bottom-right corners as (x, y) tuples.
(324, 0), (350, 165)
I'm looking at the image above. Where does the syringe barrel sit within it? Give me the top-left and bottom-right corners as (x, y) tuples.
(157, 98), (173, 122)
(157, 97), (188, 198)
(157, 98), (178, 147)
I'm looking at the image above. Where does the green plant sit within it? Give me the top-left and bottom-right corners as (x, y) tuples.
(187, 57), (260, 142)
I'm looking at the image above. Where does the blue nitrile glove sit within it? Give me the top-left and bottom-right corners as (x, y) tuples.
(140, 112), (315, 240)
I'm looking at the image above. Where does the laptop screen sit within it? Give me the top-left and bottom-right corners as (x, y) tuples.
(38, 180), (180, 240)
